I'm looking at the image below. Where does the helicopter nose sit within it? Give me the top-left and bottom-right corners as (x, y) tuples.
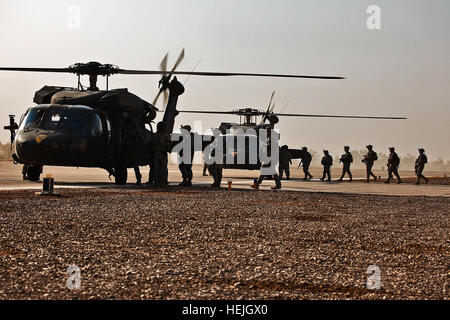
(15, 131), (68, 163)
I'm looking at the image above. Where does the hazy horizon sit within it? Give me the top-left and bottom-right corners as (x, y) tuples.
(0, 0), (449, 160)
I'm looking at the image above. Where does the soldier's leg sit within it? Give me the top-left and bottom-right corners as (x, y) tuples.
(210, 165), (220, 187)
(386, 168), (393, 183)
(162, 156), (169, 185)
(306, 164), (313, 179)
(366, 164), (376, 181)
(286, 167), (290, 180)
(272, 174), (282, 189)
(348, 166), (353, 181)
(394, 168), (402, 183)
(417, 166), (428, 184)
(187, 164), (193, 183)
(370, 165), (377, 181)
(339, 167), (346, 181)
(326, 167), (331, 181)
(178, 164), (186, 186)
(134, 166), (142, 185)
(302, 167), (308, 180)
(217, 166), (223, 185)
(178, 164), (185, 180)
(279, 166), (283, 179)
(321, 167), (326, 181)
(152, 157), (161, 186)
(148, 161), (154, 184)
(257, 175), (265, 185)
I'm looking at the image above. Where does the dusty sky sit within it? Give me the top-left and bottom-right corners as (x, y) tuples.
(0, 0), (449, 160)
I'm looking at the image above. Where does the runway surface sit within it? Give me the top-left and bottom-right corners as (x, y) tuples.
(1, 162), (449, 197)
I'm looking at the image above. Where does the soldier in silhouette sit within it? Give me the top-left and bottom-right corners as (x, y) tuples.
(320, 150), (333, 182)
(178, 125), (195, 187)
(338, 146), (353, 182)
(415, 148), (429, 185)
(385, 147), (402, 184)
(279, 145), (293, 180)
(151, 122), (171, 186)
(299, 147), (313, 181)
(362, 145), (378, 182)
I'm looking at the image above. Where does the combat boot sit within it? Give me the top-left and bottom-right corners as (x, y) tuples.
(251, 183), (260, 190)
(271, 185), (281, 190)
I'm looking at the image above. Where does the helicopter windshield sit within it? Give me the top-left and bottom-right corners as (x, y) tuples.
(41, 108), (89, 135)
(18, 108), (45, 131)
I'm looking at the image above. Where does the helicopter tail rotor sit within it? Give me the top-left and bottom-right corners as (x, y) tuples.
(259, 91), (276, 126)
(152, 48), (185, 109)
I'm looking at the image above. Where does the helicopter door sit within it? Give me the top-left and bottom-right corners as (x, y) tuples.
(87, 113), (108, 163)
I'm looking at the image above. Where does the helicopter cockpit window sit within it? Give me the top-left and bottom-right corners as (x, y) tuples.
(18, 108), (45, 131)
(41, 109), (89, 135)
(60, 110), (89, 135)
(42, 109), (65, 130)
(90, 114), (103, 136)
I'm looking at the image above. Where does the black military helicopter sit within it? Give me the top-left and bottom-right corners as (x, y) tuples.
(178, 91), (407, 170)
(1, 50), (345, 184)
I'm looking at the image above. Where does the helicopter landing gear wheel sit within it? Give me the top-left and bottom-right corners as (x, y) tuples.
(27, 165), (42, 182)
(114, 167), (127, 185)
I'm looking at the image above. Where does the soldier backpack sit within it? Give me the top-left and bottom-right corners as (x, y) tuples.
(372, 151), (378, 161)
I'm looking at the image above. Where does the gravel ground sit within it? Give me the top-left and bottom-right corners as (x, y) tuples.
(0, 188), (448, 300)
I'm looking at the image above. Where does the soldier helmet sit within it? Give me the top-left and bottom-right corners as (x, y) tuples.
(302, 146), (308, 151)
(366, 144), (373, 149)
(344, 146), (350, 151)
(389, 147), (395, 152)
(181, 125), (191, 132)
(323, 149), (329, 154)
(418, 148), (425, 153)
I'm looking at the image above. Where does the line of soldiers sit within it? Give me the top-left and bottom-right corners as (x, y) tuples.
(292, 145), (430, 185)
(134, 124), (431, 188)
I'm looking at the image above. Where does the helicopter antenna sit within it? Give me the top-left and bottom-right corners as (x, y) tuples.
(183, 58), (202, 86)
(279, 99), (291, 113)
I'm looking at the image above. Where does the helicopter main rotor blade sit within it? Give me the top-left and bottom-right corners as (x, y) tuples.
(117, 69), (345, 79)
(273, 113), (407, 120)
(169, 48), (185, 76)
(260, 91), (275, 126)
(160, 53), (168, 76)
(177, 110), (406, 119)
(152, 90), (163, 106)
(0, 67), (72, 73)
(177, 110), (238, 115)
(1, 66), (344, 79)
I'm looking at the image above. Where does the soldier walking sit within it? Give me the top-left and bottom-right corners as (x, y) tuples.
(210, 163), (223, 188)
(202, 163), (209, 176)
(320, 150), (333, 182)
(337, 146), (353, 182)
(134, 166), (142, 185)
(415, 148), (429, 185)
(362, 145), (378, 182)
(178, 125), (195, 187)
(279, 145), (293, 180)
(385, 147), (402, 184)
(299, 147), (313, 181)
(151, 122), (171, 186)
(252, 162), (282, 190)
